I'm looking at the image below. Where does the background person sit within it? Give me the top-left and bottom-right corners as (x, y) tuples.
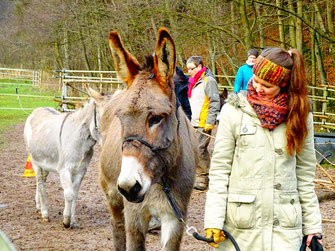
(204, 48), (322, 250)
(186, 55), (220, 191)
(173, 66), (192, 120)
(233, 48), (259, 93)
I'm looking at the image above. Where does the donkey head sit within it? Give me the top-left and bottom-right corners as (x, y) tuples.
(108, 28), (177, 203)
(85, 86), (109, 146)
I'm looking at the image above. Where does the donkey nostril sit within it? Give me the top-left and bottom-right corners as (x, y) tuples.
(118, 185), (127, 197)
(131, 181), (142, 195)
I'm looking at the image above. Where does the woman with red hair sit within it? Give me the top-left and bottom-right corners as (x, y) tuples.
(204, 48), (322, 250)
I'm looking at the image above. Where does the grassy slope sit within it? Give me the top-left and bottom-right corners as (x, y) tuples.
(0, 79), (60, 146)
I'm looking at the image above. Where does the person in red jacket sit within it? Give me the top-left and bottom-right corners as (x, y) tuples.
(186, 55), (220, 191)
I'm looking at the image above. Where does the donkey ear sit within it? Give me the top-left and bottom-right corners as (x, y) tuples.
(109, 31), (140, 87)
(153, 28), (176, 96)
(84, 84), (106, 104)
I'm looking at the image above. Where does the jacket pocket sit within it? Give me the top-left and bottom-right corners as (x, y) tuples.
(226, 194), (256, 229)
(279, 194), (302, 228)
(237, 125), (257, 147)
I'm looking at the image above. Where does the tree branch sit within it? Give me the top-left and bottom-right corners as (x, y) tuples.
(170, 11), (246, 47)
(253, 0), (335, 43)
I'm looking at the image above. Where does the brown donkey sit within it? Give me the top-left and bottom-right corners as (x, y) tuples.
(99, 28), (198, 250)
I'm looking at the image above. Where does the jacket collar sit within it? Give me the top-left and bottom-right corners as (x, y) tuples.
(195, 70), (207, 86)
(227, 92), (257, 117)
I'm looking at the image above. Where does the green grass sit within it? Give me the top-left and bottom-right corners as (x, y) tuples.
(0, 79), (61, 143)
(321, 163), (335, 169)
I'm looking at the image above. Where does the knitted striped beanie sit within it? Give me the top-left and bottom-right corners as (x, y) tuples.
(252, 56), (291, 87)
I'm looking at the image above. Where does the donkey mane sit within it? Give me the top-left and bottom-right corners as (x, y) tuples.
(68, 99), (95, 122)
(140, 55), (154, 72)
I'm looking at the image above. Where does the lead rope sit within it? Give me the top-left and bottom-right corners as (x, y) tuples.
(123, 135), (240, 250)
(160, 170), (240, 250)
(155, 146), (240, 250)
(121, 79), (240, 249)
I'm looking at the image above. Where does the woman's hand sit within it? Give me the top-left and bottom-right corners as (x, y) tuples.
(205, 228), (226, 248)
(306, 233), (322, 247)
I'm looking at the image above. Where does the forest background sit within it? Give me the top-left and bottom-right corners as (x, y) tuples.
(0, 0), (335, 88)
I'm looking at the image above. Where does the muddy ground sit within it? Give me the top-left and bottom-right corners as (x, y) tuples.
(0, 123), (334, 250)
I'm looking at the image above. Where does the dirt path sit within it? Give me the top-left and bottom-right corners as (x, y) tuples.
(0, 123), (334, 250)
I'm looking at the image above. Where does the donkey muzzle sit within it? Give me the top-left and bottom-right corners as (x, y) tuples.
(118, 181), (144, 203)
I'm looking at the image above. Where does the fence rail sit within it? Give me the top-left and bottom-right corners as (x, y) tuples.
(0, 67), (41, 87)
(56, 69), (124, 111)
(55, 69), (335, 129)
(1, 67), (334, 130)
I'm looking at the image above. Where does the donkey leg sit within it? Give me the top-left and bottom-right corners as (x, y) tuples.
(68, 168), (87, 229)
(161, 214), (184, 251)
(34, 165), (49, 222)
(105, 185), (126, 251)
(125, 206), (148, 251)
(59, 168), (75, 228)
(34, 175), (40, 211)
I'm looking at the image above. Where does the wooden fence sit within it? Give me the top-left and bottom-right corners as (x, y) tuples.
(55, 69), (124, 111)
(0, 66), (334, 130)
(56, 69), (335, 129)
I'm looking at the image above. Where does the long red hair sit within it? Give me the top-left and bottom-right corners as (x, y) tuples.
(261, 48), (309, 155)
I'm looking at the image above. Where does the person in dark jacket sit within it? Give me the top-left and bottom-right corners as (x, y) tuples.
(173, 66), (192, 120)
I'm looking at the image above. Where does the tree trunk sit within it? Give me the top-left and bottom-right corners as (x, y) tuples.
(326, 0), (335, 66)
(315, 35), (328, 85)
(164, 0), (184, 67)
(63, 30), (70, 70)
(296, 1), (303, 52)
(218, 58), (233, 87)
(315, 34), (328, 124)
(78, 28), (91, 71)
(256, 3), (264, 49)
(208, 38), (216, 76)
(54, 41), (63, 69)
(314, 3), (327, 33)
(240, 0), (253, 50)
(231, 2), (237, 55)
(276, 0), (285, 49)
(287, 0), (296, 48)
(310, 12), (317, 113)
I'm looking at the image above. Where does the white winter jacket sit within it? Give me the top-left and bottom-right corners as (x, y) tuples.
(205, 93), (322, 251)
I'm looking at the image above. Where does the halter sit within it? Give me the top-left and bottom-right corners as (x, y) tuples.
(121, 106), (182, 219)
(121, 83), (181, 195)
(120, 73), (240, 250)
(59, 104), (99, 145)
(93, 105), (99, 132)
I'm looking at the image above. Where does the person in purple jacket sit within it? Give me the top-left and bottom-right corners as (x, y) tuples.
(233, 49), (259, 93)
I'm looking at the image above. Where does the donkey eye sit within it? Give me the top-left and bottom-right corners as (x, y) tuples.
(148, 115), (163, 128)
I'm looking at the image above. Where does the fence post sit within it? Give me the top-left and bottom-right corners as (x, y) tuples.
(33, 71), (37, 87)
(61, 69), (68, 111)
(39, 70), (42, 88)
(322, 85), (328, 125)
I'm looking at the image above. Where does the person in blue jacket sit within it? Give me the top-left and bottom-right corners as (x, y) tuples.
(233, 49), (259, 93)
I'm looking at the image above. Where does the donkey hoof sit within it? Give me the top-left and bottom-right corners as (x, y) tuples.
(70, 222), (80, 229)
(63, 216), (71, 228)
(63, 221), (71, 228)
(42, 217), (50, 223)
